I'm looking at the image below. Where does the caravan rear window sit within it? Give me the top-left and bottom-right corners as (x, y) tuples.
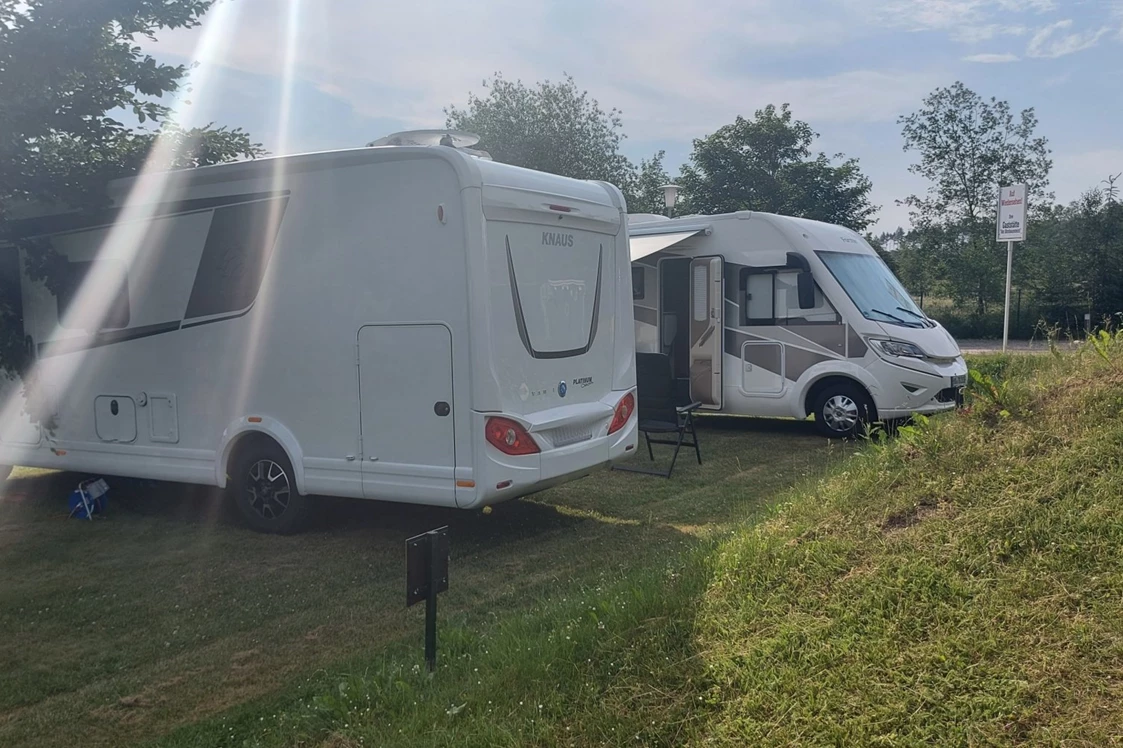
(504, 225), (603, 358)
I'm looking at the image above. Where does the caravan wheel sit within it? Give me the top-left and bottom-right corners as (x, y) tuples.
(229, 441), (309, 534)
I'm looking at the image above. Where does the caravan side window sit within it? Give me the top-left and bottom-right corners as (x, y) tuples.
(57, 258), (131, 331)
(184, 198), (288, 320)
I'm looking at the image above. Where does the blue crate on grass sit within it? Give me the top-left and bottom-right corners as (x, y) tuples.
(68, 478), (109, 520)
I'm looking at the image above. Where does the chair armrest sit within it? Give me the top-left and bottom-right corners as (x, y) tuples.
(676, 401), (703, 414)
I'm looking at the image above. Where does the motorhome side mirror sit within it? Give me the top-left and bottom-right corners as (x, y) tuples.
(797, 272), (816, 309)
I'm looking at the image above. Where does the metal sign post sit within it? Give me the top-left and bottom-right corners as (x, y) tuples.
(997, 184), (1028, 352)
(1003, 239), (1014, 353)
(406, 526), (449, 673)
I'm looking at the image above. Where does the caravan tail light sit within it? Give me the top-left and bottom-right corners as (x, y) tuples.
(485, 416), (540, 456)
(608, 392), (635, 435)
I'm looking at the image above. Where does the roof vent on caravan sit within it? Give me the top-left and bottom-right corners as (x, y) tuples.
(365, 129), (492, 160)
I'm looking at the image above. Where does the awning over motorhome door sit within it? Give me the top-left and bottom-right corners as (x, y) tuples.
(629, 230), (704, 261)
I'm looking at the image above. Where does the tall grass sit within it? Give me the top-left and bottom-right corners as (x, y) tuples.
(922, 296), (1044, 340)
(161, 334), (1123, 746)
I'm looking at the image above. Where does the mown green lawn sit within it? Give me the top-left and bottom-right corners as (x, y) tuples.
(0, 417), (849, 747)
(135, 345), (1123, 747)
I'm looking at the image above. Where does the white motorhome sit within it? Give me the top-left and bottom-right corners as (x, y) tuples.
(628, 211), (967, 437)
(0, 145), (638, 532)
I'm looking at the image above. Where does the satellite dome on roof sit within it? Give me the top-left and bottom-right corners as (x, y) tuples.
(365, 129), (492, 160)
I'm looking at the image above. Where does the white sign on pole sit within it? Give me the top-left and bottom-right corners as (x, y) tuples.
(998, 183), (1028, 353)
(997, 183), (1027, 242)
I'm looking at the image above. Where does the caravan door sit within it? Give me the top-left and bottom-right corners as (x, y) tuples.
(358, 324), (456, 505)
(688, 256), (723, 409)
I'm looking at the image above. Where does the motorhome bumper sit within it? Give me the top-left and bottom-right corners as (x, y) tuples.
(879, 399), (959, 420)
(871, 356), (968, 420)
(467, 411), (637, 508)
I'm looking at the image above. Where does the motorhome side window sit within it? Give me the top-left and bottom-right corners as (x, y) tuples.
(774, 270), (838, 324)
(631, 266), (645, 300)
(741, 270), (775, 325)
(57, 258), (131, 331)
(740, 269), (838, 325)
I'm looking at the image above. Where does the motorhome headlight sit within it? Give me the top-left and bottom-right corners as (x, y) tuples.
(872, 339), (926, 359)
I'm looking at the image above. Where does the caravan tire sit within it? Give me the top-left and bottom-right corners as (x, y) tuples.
(812, 383), (875, 439)
(229, 441), (310, 534)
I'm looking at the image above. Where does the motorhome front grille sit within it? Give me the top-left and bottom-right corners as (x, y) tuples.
(935, 387), (963, 404)
(547, 423), (594, 448)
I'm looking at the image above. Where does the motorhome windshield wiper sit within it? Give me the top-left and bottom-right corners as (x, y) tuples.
(868, 308), (920, 327)
(895, 306), (932, 326)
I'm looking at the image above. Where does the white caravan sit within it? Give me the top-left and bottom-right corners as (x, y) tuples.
(0, 145), (638, 532)
(628, 211), (967, 437)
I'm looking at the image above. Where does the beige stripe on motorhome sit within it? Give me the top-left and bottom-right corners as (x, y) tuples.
(763, 326), (846, 357)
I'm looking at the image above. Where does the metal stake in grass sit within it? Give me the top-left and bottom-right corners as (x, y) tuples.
(406, 527), (449, 672)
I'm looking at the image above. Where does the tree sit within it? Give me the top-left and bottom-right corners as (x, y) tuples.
(445, 74), (639, 202)
(677, 104), (877, 231)
(889, 227), (945, 310)
(630, 150), (671, 215)
(1103, 173), (1121, 204)
(0, 0), (264, 377)
(898, 82), (1052, 314)
(1053, 189), (1123, 326)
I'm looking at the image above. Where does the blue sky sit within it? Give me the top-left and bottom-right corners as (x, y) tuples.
(147, 0), (1123, 232)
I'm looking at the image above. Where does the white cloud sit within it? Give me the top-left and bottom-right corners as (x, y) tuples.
(950, 24), (1027, 43)
(142, 0), (941, 147)
(129, 0), (1123, 238)
(963, 52), (1020, 62)
(998, 0), (1055, 11)
(147, 0), (557, 129)
(855, 0), (1052, 36)
(1026, 19), (1110, 58)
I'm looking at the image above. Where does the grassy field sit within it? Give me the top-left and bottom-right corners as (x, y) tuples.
(133, 340), (1123, 746)
(0, 416), (851, 747)
(11, 340), (1122, 747)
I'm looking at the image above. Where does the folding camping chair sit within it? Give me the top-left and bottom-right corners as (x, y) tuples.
(614, 352), (702, 478)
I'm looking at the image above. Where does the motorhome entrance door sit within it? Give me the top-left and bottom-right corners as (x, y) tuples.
(688, 256), (723, 409)
(358, 324), (456, 504)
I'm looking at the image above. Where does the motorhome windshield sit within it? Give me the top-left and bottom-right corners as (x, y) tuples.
(816, 250), (930, 328)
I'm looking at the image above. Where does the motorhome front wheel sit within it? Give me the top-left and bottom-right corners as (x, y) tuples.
(229, 441), (310, 534)
(812, 383), (875, 439)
